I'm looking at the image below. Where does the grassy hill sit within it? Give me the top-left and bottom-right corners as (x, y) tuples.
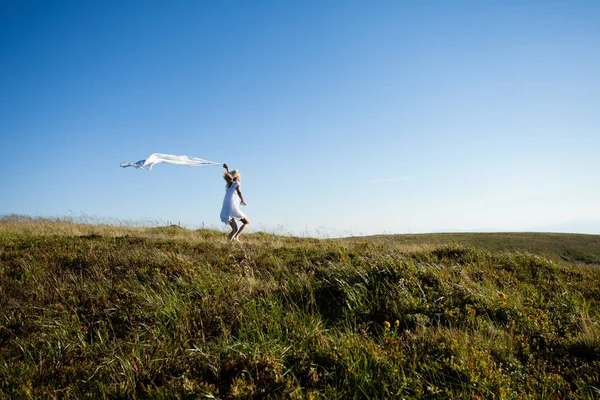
(344, 232), (600, 265)
(1, 217), (599, 398)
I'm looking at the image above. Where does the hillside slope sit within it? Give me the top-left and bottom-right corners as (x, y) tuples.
(1, 219), (599, 398)
(345, 232), (600, 265)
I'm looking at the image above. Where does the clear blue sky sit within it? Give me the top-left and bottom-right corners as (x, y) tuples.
(1, 0), (599, 236)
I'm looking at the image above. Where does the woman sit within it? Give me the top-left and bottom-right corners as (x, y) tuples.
(220, 163), (250, 242)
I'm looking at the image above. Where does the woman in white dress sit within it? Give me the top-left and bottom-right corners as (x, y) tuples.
(220, 164), (250, 242)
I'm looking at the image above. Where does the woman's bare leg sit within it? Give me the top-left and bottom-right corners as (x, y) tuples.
(228, 219), (238, 242)
(233, 217), (250, 241)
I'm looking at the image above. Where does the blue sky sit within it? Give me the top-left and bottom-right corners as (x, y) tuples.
(1, 0), (599, 236)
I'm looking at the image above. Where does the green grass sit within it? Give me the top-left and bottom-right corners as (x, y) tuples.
(1, 216), (599, 399)
(345, 232), (600, 265)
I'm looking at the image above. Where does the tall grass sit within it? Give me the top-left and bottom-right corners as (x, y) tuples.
(1, 217), (599, 398)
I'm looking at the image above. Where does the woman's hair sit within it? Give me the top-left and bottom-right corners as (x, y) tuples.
(223, 170), (241, 188)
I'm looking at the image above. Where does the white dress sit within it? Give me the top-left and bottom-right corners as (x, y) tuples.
(220, 182), (246, 224)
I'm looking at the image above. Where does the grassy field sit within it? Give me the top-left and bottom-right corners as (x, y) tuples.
(1, 216), (599, 399)
(345, 232), (600, 266)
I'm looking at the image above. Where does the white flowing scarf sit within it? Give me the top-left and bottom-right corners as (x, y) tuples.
(120, 153), (221, 171)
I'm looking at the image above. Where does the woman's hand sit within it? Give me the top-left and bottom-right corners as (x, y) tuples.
(241, 200), (247, 206)
(223, 163), (229, 171)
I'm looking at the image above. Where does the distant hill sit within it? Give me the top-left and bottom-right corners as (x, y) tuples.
(342, 232), (600, 265)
